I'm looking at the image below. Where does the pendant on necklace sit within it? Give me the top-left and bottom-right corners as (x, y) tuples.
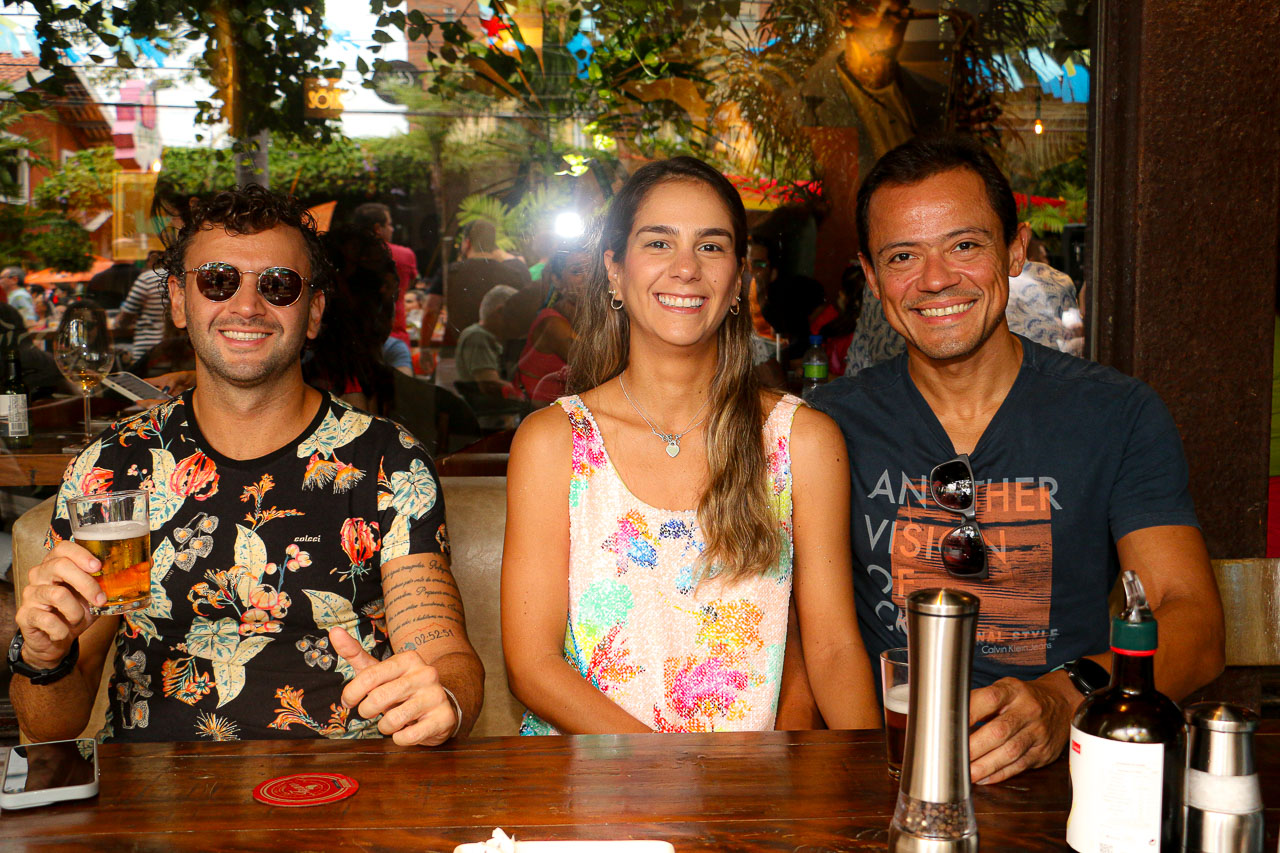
(665, 440), (680, 458)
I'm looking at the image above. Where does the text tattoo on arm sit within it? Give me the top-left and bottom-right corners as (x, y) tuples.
(383, 557), (466, 650)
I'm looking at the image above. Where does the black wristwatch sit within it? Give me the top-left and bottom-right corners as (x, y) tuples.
(7, 631), (79, 686)
(1063, 657), (1109, 697)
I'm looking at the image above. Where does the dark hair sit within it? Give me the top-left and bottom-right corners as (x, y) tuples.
(818, 263), (866, 341)
(466, 219), (498, 254)
(856, 133), (1018, 262)
(545, 240), (587, 284)
(305, 223), (398, 413)
(159, 184), (332, 302)
(763, 273), (825, 361)
(351, 202), (392, 232)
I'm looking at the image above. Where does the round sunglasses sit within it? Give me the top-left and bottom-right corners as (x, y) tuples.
(185, 262), (310, 307)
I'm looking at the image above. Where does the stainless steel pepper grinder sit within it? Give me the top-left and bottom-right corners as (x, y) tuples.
(888, 588), (981, 853)
(1183, 702), (1264, 853)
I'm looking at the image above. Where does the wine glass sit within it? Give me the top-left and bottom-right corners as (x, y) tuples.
(54, 299), (114, 451)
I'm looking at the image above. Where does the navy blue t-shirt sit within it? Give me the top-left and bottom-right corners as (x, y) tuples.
(809, 336), (1200, 688)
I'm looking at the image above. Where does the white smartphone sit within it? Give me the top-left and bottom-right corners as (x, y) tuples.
(0, 738), (100, 810)
(102, 371), (174, 403)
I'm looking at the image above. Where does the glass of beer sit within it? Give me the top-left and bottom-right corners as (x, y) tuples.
(881, 647), (909, 779)
(67, 490), (152, 616)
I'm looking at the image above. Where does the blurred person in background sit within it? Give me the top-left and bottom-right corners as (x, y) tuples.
(0, 304), (67, 400)
(744, 236), (786, 388)
(763, 268), (827, 366)
(512, 247), (590, 403)
(351, 202), (417, 348)
(811, 264), (866, 377)
(504, 241), (588, 348)
(113, 250), (168, 364)
(445, 219), (531, 342)
(85, 252), (136, 309)
(307, 223), (404, 414)
(1, 267), (35, 326)
(28, 288), (56, 334)
(456, 284), (519, 401)
(404, 288), (427, 345)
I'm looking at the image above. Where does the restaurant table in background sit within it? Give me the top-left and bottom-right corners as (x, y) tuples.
(0, 433), (79, 487)
(1, 727), (1276, 851)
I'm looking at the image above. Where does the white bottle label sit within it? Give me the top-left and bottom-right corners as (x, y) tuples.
(1067, 725), (1165, 852)
(2, 393), (26, 437)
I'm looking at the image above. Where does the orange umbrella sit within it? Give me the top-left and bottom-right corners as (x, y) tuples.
(26, 256), (116, 286)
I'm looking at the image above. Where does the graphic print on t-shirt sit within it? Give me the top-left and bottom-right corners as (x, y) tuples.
(875, 471), (1056, 667)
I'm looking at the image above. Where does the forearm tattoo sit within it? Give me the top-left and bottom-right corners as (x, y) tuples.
(383, 556), (466, 651)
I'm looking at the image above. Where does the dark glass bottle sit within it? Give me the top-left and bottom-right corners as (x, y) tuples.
(1066, 571), (1185, 852)
(1, 336), (30, 448)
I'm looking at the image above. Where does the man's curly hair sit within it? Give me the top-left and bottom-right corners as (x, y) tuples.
(157, 184), (333, 307)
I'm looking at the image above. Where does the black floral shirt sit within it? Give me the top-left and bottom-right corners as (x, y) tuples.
(48, 391), (449, 742)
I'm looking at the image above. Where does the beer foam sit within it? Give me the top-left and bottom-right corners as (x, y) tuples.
(74, 520), (148, 541)
(885, 682), (910, 715)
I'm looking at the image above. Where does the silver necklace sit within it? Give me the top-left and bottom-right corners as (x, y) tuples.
(618, 374), (710, 458)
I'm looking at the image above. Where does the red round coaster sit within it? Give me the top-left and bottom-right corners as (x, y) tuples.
(253, 772), (358, 807)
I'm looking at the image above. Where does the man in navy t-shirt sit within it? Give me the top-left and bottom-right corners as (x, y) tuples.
(810, 135), (1224, 785)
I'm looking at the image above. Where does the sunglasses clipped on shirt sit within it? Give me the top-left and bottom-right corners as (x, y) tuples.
(929, 453), (990, 581)
(185, 262), (311, 308)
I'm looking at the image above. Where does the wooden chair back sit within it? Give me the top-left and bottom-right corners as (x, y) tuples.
(1212, 558), (1280, 667)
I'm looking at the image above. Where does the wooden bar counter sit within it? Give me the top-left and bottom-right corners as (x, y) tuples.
(2, 726), (1277, 851)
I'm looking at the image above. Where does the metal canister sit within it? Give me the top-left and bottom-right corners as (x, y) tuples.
(1183, 702), (1264, 853)
(888, 588), (981, 853)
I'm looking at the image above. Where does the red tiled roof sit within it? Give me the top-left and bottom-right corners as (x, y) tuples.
(0, 52), (42, 86)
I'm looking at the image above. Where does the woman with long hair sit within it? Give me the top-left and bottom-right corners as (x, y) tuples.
(502, 157), (879, 734)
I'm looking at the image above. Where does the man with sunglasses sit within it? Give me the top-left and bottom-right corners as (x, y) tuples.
(12, 185), (484, 747)
(810, 135), (1224, 785)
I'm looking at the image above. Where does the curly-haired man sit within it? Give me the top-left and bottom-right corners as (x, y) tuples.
(12, 185), (484, 746)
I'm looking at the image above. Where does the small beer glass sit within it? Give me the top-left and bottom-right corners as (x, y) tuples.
(881, 647), (909, 779)
(67, 490), (152, 615)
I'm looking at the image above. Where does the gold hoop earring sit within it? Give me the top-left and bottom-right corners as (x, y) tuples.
(729, 296), (741, 316)
(609, 290), (624, 311)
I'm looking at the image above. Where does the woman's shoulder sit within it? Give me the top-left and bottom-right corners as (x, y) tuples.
(789, 401), (847, 466)
(753, 388), (843, 448)
(509, 400), (575, 474)
(513, 398), (574, 441)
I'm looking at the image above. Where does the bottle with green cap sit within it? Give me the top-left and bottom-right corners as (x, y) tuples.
(1066, 570), (1186, 852)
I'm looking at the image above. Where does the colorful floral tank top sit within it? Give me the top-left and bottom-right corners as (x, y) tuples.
(520, 393), (802, 734)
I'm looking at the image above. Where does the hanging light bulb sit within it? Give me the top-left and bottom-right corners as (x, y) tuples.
(1034, 94), (1044, 135)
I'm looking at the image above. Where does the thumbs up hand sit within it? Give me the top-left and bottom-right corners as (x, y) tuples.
(329, 626), (459, 746)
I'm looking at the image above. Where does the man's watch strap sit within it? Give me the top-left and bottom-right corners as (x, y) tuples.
(1063, 657), (1110, 697)
(8, 631), (80, 686)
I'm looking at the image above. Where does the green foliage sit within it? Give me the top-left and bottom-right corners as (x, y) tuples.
(456, 183), (573, 259)
(1022, 184), (1085, 236)
(153, 137), (436, 201)
(32, 147), (118, 211)
(372, 0), (744, 174)
(8, 212), (94, 272)
(25, 0), (341, 145)
(0, 100), (48, 201)
(1032, 148), (1088, 198)
(154, 146), (236, 195)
